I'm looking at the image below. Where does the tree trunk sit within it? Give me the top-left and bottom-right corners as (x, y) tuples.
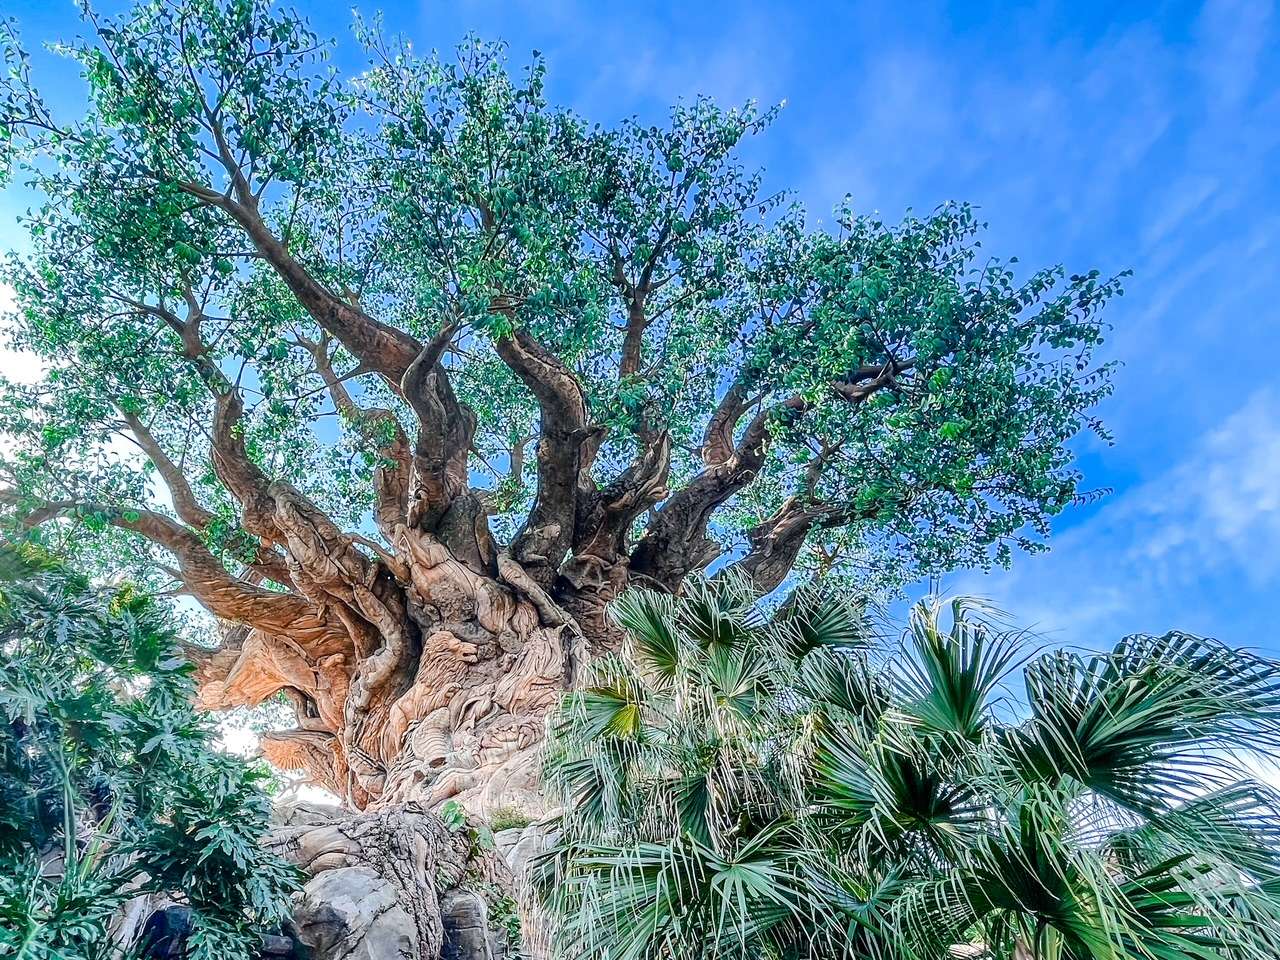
(187, 522), (608, 816)
(266, 801), (516, 960)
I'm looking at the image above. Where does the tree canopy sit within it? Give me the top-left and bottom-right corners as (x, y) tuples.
(0, 0), (1118, 598)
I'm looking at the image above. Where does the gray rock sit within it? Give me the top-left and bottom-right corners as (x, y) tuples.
(506, 824), (556, 881)
(267, 804), (518, 960)
(273, 800), (348, 827)
(493, 828), (523, 861)
(260, 933), (297, 956)
(440, 889), (493, 960)
(293, 866), (417, 960)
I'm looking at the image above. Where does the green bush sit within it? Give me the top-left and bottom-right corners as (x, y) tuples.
(0, 546), (299, 960)
(490, 806), (534, 834)
(540, 576), (1280, 960)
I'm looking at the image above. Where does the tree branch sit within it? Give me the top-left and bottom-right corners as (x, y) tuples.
(400, 324), (476, 535)
(632, 361), (909, 590)
(493, 325), (592, 587)
(299, 333), (412, 538)
(187, 184), (424, 386)
(4, 493), (340, 643)
(630, 396), (803, 589)
(119, 408), (214, 530)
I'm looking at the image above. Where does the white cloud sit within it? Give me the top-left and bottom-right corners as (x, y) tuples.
(1141, 175), (1221, 250)
(1133, 389), (1280, 579)
(588, 12), (794, 116)
(948, 388), (1280, 644)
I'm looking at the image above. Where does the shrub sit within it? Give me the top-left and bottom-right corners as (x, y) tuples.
(540, 576), (1280, 960)
(490, 806), (535, 833)
(0, 546), (299, 959)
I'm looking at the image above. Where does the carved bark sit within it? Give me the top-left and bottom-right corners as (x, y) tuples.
(175, 518), (599, 816)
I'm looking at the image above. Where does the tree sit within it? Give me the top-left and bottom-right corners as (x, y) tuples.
(539, 579), (1280, 960)
(0, 0), (1121, 813)
(0, 545), (299, 960)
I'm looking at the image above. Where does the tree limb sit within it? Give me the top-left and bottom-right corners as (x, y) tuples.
(632, 361), (910, 590)
(299, 332), (412, 538)
(493, 325), (592, 587)
(400, 324), (476, 535)
(3, 493), (341, 644)
(119, 408), (215, 530)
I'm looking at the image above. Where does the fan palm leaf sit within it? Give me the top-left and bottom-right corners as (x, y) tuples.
(542, 584), (1280, 960)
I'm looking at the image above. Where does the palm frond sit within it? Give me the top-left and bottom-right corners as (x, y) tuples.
(543, 590), (1280, 960)
(796, 647), (891, 724)
(611, 589), (682, 688)
(1015, 633), (1280, 814)
(1108, 782), (1280, 883)
(896, 596), (1026, 742)
(773, 585), (871, 662)
(675, 574), (760, 652)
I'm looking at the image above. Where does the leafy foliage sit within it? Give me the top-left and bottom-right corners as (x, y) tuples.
(0, 0), (1120, 597)
(0, 545), (299, 960)
(540, 579), (1280, 959)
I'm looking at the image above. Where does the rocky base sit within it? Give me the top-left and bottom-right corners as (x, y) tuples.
(267, 802), (518, 960)
(124, 802), (552, 960)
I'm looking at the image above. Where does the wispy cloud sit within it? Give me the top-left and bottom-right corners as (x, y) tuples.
(1195, 0), (1274, 107)
(950, 388), (1280, 646)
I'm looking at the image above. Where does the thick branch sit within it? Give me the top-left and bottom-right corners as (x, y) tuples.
(630, 397), (804, 589)
(725, 499), (823, 594)
(633, 361), (909, 590)
(493, 328), (591, 587)
(195, 189), (424, 385)
(572, 432), (671, 567)
(300, 333), (412, 537)
(209, 387), (282, 540)
(246, 546), (298, 589)
(618, 292), (648, 381)
(6, 494), (336, 641)
(401, 327), (476, 535)
(702, 382), (751, 467)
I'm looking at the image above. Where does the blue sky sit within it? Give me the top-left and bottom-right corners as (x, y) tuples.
(3, 0), (1279, 652)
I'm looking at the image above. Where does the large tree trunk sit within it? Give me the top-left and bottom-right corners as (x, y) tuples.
(186, 521), (608, 815)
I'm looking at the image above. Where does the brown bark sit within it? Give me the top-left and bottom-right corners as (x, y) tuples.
(493, 328), (591, 589)
(629, 396), (806, 589)
(8, 398), (857, 819)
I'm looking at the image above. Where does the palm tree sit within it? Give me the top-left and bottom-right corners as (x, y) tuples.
(536, 576), (1280, 960)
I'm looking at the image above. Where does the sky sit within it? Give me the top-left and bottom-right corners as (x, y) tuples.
(2, 0), (1279, 654)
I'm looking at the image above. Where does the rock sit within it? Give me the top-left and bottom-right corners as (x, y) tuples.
(439, 889), (492, 960)
(273, 799), (348, 827)
(506, 823), (556, 882)
(493, 828), (523, 861)
(137, 906), (193, 960)
(267, 802), (515, 960)
(293, 867), (416, 960)
(498, 823), (559, 960)
(261, 933), (298, 956)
